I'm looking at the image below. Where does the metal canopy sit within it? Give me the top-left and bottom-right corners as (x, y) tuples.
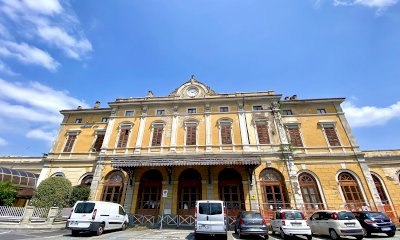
(112, 157), (261, 168)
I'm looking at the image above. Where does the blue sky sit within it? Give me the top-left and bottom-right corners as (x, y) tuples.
(0, 0), (399, 156)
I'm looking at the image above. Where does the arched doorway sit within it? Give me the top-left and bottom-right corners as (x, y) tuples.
(298, 172), (324, 210)
(218, 168), (244, 216)
(259, 168), (289, 211)
(101, 171), (124, 204)
(338, 172), (366, 210)
(136, 169), (163, 215)
(177, 169), (202, 215)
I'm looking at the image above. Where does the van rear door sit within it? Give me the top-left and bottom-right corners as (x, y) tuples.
(197, 201), (226, 233)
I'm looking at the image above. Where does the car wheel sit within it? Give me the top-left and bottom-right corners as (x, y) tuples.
(71, 230), (79, 236)
(264, 234), (269, 239)
(195, 233), (202, 240)
(121, 222), (128, 231)
(238, 228), (242, 239)
(95, 223), (105, 236)
(362, 228), (370, 237)
(306, 234), (312, 240)
(329, 229), (340, 240)
(386, 232), (395, 237)
(280, 228), (287, 239)
(355, 236), (363, 240)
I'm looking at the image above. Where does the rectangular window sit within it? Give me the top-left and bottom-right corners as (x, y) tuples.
(282, 110), (293, 116)
(156, 109), (165, 115)
(220, 124), (232, 144)
(219, 106), (229, 112)
(317, 109), (327, 114)
(152, 126), (163, 146)
(101, 117), (109, 123)
(188, 108), (197, 114)
(186, 125), (197, 145)
(117, 128), (130, 148)
(256, 122), (270, 144)
(75, 118), (82, 123)
(287, 126), (303, 147)
(253, 105), (263, 111)
(324, 125), (341, 146)
(125, 110), (134, 117)
(93, 133), (105, 152)
(63, 134), (77, 152)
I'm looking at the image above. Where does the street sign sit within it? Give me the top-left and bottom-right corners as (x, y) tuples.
(162, 189), (168, 198)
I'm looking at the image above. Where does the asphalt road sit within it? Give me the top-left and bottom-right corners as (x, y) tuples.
(0, 228), (398, 240)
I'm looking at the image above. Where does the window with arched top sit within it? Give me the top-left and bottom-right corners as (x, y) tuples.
(52, 172), (65, 177)
(218, 168), (244, 216)
(371, 174), (389, 205)
(338, 172), (366, 210)
(80, 174), (93, 187)
(298, 173), (324, 210)
(259, 168), (290, 210)
(178, 169), (202, 215)
(101, 171), (124, 203)
(136, 170), (163, 215)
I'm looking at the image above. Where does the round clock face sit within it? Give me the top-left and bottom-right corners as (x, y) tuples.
(187, 87), (198, 97)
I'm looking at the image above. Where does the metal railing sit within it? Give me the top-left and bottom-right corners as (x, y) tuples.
(0, 206), (25, 222)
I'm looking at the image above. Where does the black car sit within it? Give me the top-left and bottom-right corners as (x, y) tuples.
(234, 211), (268, 239)
(353, 211), (396, 237)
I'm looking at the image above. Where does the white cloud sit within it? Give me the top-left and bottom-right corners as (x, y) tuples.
(0, 40), (59, 70)
(0, 0), (92, 72)
(342, 101), (400, 127)
(0, 137), (8, 146)
(333, 0), (398, 9)
(0, 61), (18, 76)
(26, 128), (57, 143)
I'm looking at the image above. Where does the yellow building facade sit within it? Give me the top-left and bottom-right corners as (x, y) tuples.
(38, 77), (400, 222)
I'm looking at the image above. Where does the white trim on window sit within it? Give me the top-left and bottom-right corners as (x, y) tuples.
(219, 106), (229, 113)
(187, 107), (197, 114)
(336, 170), (369, 210)
(156, 109), (166, 116)
(124, 110), (134, 117)
(370, 172), (394, 207)
(318, 121), (342, 149)
(297, 170), (328, 210)
(148, 121), (166, 151)
(114, 122), (133, 151)
(183, 120), (199, 151)
(253, 118), (271, 147)
(252, 105), (263, 111)
(218, 118), (234, 149)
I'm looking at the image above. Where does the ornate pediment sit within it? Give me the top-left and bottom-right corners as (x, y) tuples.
(169, 75), (217, 98)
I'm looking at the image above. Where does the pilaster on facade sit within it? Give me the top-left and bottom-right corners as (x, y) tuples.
(89, 157), (105, 201)
(237, 101), (250, 151)
(101, 118), (115, 154)
(134, 106), (148, 154)
(170, 105), (179, 152)
(205, 103), (212, 152)
(335, 103), (361, 153)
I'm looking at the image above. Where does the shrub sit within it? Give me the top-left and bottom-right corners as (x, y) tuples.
(0, 182), (17, 206)
(69, 185), (90, 206)
(31, 177), (72, 208)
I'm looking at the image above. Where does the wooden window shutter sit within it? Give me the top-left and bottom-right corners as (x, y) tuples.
(117, 129), (129, 148)
(288, 127), (303, 147)
(152, 126), (163, 146)
(221, 124), (232, 144)
(93, 133), (105, 152)
(63, 135), (77, 152)
(186, 125), (197, 145)
(256, 122), (270, 144)
(324, 126), (340, 146)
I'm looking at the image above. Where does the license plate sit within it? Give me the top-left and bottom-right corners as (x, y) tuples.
(382, 227), (391, 231)
(198, 225), (209, 230)
(291, 222), (302, 225)
(70, 221), (78, 225)
(345, 223), (355, 227)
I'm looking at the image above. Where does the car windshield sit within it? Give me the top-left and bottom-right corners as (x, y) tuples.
(199, 203), (222, 215)
(283, 211), (304, 220)
(337, 211), (355, 220)
(74, 202), (95, 213)
(367, 212), (389, 220)
(242, 212), (262, 219)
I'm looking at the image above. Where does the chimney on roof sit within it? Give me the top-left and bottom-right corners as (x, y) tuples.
(147, 91), (154, 97)
(94, 101), (101, 108)
(284, 96), (289, 100)
(290, 95), (297, 100)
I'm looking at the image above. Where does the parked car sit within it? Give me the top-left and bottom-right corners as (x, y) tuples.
(66, 201), (129, 236)
(353, 211), (396, 237)
(234, 211), (268, 239)
(270, 209), (312, 240)
(194, 200), (228, 240)
(308, 210), (363, 240)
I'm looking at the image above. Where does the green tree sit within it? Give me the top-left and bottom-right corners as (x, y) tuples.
(0, 182), (17, 206)
(31, 177), (72, 208)
(69, 185), (90, 206)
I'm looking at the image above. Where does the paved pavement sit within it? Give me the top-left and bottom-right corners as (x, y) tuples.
(0, 228), (399, 240)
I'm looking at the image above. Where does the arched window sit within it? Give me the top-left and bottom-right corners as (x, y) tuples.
(338, 172), (366, 210)
(136, 170), (163, 215)
(80, 174), (93, 187)
(178, 169), (202, 215)
(218, 168), (244, 216)
(299, 173), (324, 210)
(52, 172), (65, 177)
(101, 171), (124, 203)
(371, 174), (389, 205)
(259, 168), (290, 210)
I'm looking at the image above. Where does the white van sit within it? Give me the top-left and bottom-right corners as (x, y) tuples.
(194, 200), (227, 240)
(67, 201), (129, 236)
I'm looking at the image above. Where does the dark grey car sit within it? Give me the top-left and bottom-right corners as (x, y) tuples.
(234, 211), (268, 239)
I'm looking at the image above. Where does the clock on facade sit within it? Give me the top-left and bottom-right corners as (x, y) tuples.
(187, 87), (198, 97)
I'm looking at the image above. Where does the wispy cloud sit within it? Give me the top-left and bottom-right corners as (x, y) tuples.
(0, 137), (7, 146)
(333, 0), (398, 13)
(0, 78), (88, 144)
(342, 101), (400, 127)
(0, 0), (92, 71)
(0, 60), (18, 76)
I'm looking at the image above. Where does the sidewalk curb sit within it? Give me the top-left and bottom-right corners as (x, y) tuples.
(0, 224), (66, 231)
